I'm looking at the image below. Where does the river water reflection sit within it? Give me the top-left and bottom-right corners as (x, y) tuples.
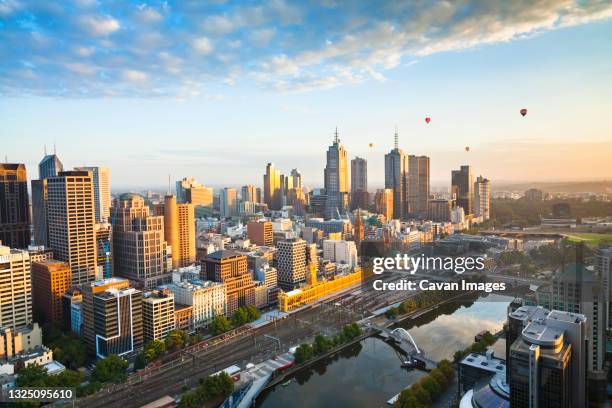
(256, 293), (512, 408)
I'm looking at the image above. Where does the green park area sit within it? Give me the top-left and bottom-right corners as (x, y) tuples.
(565, 233), (612, 245)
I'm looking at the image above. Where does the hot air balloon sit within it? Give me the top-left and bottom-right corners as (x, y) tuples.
(368, 143), (374, 148)
(465, 146), (470, 152)
(425, 117), (431, 124)
(520, 108), (527, 117)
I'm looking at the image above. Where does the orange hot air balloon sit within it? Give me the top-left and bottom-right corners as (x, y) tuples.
(368, 143), (374, 148)
(425, 117), (431, 124)
(520, 108), (527, 117)
(465, 146), (470, 152)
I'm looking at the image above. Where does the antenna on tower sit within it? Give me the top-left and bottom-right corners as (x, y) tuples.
(334, 127), (339, 144)
(53, 143), (56, 155)
(167, 175), (171, 195)
(44, 145), (47, 155)
(394, 125), (399, 149)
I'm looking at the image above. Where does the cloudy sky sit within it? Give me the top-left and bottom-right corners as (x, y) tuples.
(1, 0), (611, 190)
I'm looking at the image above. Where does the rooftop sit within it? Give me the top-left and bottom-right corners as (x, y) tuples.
(522, 321), (564, 346)
(206, 249), (245, 260)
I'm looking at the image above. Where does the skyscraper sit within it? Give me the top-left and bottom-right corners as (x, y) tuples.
(241, 184), (257, 203)
(38, 152), (63, 179)
(81, 277), (142, 358)
(263, 163), (282, 210)
(220, 188), (237, 218)
(276, 238), (307, 290)
(31, 179), (48, 246)
(451, 165), (474, 215)
(375, 188), (394, 221)
(474, 175), (490, 221)
(75, 166), (111, 223)
(384, 130), (408, 220)
(31, 260), (72, 324)
(290, 169), (302, 190)
(0, 163), (30, 249)
(111, 193), (170, 289)
(351, 157), (368, 211)
(176, 177), (213, 207)
(160, 195), (195, 269)
(408, 155), (430, 219)
(324, 128), (349, 219)
(0, 244), (32, 330)
(47, 171), (98, 285)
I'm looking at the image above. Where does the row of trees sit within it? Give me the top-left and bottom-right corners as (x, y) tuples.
(135, 329), (202, 369)
(393, 360), (455, 408)
(294, 323), (363, 364)
(178, 372), (234, 408)
(209, 305), (261, 336)
(453, 331), (496, 363)
(385, 289), (461, 319)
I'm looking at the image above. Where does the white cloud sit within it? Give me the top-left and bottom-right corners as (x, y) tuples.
(249, 28), (276, 47)
(80, 14), (120, 36)
(74, 46), (95, 57)
(192, 37), (214, 54)
(203, 15), (236, 35)
(136, 4), (163, 23)
(65, 62), (97, 75)
(0, 0), (21, 16)
(121, 69), (147, 82)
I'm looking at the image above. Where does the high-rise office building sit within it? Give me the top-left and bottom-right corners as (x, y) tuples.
(276, 238), (307, 290)
(375, 188), (394, 221)
(31, 179), (48, 247)
(247, 220), (273, 247)
(350, 157), (367, 192)
(81, 277), (142, 358)
(451, 165), (474, 215)
(0, 164), (30, 249)
(142, 289), (175, 342)
(263, 163), (282, 210)
(350, 157), (368, 211)
(241, 185), (257, 203)
(95, 222), (113, 279)
(220, 188), (237, 218)
(474, 175), (490, 220)
(0, 244), (32, 330)
(176, 177), (214, 207)
(508, 307), (587, 408)
(31, 260), (71, 324)
(552, 253), (607, 401)
(427, 199), (453, 222)
(385, 130), (408, 220)
(47, 171), (98, 285)
(74, 166), (111, 223)
(38, 151), (63, 179)
(324, 129), (349, 219)
(201, 250), (256, 316)
(408, 155), (430, 219)
(290, 169), (302, 191)
(160, 195), (195, 269)
(111, 193), (170, 289)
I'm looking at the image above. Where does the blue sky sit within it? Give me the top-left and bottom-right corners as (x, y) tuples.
(1, 0), (611, 189)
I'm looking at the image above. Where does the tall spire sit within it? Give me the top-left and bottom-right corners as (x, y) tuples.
(53, 143), (56, 155)
(44, 145), (47, 155)
(394, 125), (399, 149)
(334, 127), (339, 144)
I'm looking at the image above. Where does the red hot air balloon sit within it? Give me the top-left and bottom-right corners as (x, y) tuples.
(425, 117), (431, 124)
(520, 108), (527, 117)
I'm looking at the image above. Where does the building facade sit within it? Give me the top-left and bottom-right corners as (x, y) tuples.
(0, 164), (30, 249)
(474, 175), (491, 221)
(384, 131), (408, 220)
(0, 245), (32, 330)
(407, 155), (430, 219)
(142, 289), (175, 342)
(31, 260), (71, 324)
(247, 220), (273, 247)
(276, 238), (307, 291)
(74, 166), (111, 223)
(324, 130), (349, 219)
(451, 165), (474, 216)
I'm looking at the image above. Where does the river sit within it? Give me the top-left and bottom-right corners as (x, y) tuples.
(256, 293), (512, 408)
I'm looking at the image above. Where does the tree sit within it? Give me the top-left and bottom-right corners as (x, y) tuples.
(410, 382), (430, 406)
(210, 315), (232, 336)
(420, 376), (441, 400)
(245, 305), (260, 321)
(51, 370), (83, 388)
(312, 334), (332, 355)
(437, 359), (455, 382)
(144, 339), (166, 361)
(91, 354), (128, 383)
(394, 389), (420, 408)
(16, 364), (49, 387)
(430, 368), (448, 389)
(165, 329), (188, 352)
(231, 308), (249, 327)
(134, 353), (146, 370)
(294, 344), (313, 364)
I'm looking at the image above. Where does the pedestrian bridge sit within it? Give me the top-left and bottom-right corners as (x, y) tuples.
(375, 326), (438, 371)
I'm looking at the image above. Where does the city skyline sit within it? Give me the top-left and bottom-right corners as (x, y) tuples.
(2, 1), (612, 187)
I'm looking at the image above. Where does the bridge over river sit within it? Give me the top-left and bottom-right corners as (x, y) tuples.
(373, 325), (438, 371)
